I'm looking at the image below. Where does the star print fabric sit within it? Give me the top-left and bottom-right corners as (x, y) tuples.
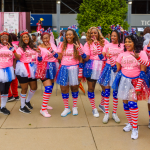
(97, 63), (117, 86)
(56, 65), (79, 86)
(83, 59), (103, 80)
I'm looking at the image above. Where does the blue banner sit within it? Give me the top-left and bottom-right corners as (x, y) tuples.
(30, 14), (52, 26)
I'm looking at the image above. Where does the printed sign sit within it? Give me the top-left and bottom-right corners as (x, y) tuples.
(4, 12), (19, 33)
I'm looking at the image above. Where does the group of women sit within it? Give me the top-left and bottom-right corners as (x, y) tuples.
(0, 26), (150, 140)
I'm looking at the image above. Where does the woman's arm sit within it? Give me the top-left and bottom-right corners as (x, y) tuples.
(116, 62), (121, 72)
(135, 64), (147, 92)
(8, 44), (21, 60)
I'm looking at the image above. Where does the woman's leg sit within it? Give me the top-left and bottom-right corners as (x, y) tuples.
(19, 82), (31, 113)
(123, 100), (133, 132)
(11, 77), (19, 99)
(25, 80), (37, 109)
(87, 79), (99, 117)
(148, 97), (150, 128)
(128, 100), (139, 139)
(1, 82), (11, 115)
(60, 85), (71, 117)
(8, 85), (13, 99)
(112, 90), (120, 123)
(70, 85), (79, 116)
(99, 84), (105, 113)
(103, 86), (110, 123)
(40, 79), (52, 117)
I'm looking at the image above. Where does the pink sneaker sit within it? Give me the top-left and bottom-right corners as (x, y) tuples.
(47, 106), (53, 110)
(40, 110), (51, 118)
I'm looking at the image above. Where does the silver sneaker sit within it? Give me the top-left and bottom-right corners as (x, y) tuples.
(112, 113), (120, 123)
(123, 123), (132, 132)
(131, 127), (139, 140)
(92, 108), (99, 117)
(98, 104), (105, 113)
(148, 119), (150, 129)
(103, 113), (109, 124)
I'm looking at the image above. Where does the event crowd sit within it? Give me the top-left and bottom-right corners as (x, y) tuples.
(0, 22), (150, 140)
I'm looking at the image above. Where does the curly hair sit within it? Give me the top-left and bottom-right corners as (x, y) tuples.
(19, 33), (34, 51)
(110, 30), (122, 47)
(61, 29), (80, 59)
(86, 27), (104, 47)
(124, 34), (143, 53)
(143, 27), (150, 35)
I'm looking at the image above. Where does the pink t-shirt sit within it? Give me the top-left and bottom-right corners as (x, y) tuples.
(57, 43), (83, 66)
(39, 43), (58, 62)
(84, 40), (108, 60)
(0, 46), (14, 69)
(103, 43), (124, 64)
(116, 51), (148, 78)
(16, 46), (37, 63)
(104, 39), (109, 44)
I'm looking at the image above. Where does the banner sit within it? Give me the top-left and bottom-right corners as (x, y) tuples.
(4, 12), (19, 33)
(30, 14), (52, 26)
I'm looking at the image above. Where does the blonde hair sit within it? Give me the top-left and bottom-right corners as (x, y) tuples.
(86, 27), (104, 47)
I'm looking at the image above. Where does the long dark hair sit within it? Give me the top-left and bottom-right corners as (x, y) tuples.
(10, 33), (17, 41)
(61, 29), (80, 59)
(124, 34), (143, 53)
(110, 30), (122, 47)
(19, 33), (34, 51)
(1, 33), (13, 46)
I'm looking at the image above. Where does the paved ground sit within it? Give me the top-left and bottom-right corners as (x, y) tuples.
(0, 81), (150, 150)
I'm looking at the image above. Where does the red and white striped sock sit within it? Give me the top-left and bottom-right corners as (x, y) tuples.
(100, 96), (105, 106)
(124, 110), (133, 125)
(62, 93), (69, 108)
(113, 98), (118, 114)
(73, 98), (78, 108)
(63, 99), (69, 108)
(42, 92), (51, 111)
(130, 108), (139, 129)
(89, 98), (96, 109)
(104, 97), (109, 114)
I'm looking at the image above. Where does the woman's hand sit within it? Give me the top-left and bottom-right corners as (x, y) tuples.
(45, 42), (51, 49)
(130, 51), (140, 59)
(34, 47), (41, 53)
(73, 41), (80, 49)
(91, 36), (98, 44)
(7, 42), (12, 49)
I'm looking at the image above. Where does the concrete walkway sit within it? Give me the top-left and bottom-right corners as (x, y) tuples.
(0, 82), (150, 150)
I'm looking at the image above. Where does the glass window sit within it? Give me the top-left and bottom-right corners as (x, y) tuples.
(132, 1), (147, 14)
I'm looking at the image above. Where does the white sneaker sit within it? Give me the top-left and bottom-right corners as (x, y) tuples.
(112, 113), (120, 123)
(123, 123), (132, 132)
(103, 113), (109, 124)
(72, 107), (78, 116)
(61, 108), (71, 117)
(131, 127), (139, 140)
(92, 108), (99, 117)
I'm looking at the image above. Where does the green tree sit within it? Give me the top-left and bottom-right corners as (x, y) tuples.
(77, 0), (129, 36)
